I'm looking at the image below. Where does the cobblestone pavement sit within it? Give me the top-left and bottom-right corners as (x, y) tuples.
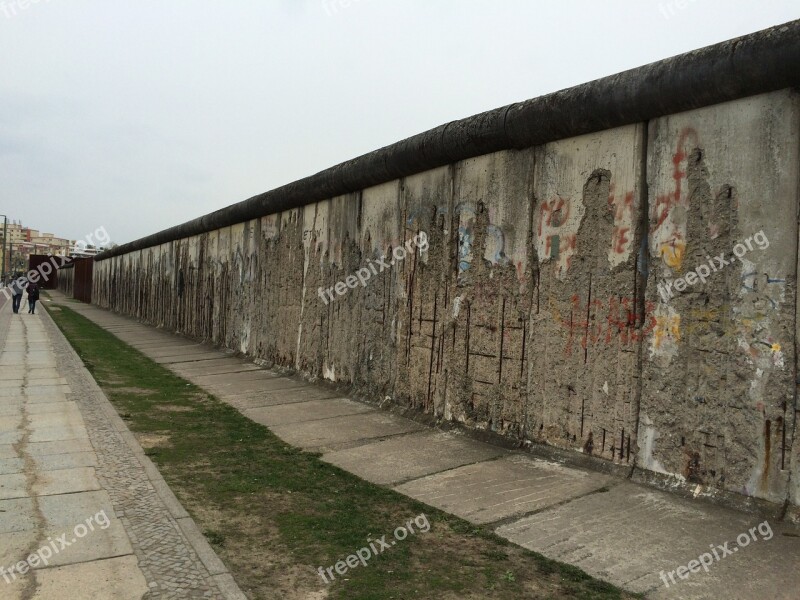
(0, 297), (245, 599)
(48, 291), (800, 600)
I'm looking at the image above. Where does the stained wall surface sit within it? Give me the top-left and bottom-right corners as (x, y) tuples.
(57, 265), (75, 297)
(93, 90), (800, 510)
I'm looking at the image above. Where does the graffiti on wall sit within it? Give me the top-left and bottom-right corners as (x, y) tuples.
(537, 197), (583, 280)
(547, 294), (657, 357)
(651, 127), (698, 269)
(456, 203), (510, 276)
(608, 186), (635, 267)
(537, 183), (636, 278)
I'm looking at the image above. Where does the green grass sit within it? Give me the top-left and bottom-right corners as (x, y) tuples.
(50, 303), (638, 600)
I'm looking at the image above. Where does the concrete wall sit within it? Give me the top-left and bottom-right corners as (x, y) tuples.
(58, 264), (75, 297)
(57, 259), (93, 302)
(93, 89), (800, 512)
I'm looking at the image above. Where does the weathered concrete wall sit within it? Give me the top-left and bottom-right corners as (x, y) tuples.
(57, 259), (93, 303)
(93, 88), (800, 513)
(57, 264), (75, 297)
(529, 124), (646, 462)
(639, 92), (800, 509)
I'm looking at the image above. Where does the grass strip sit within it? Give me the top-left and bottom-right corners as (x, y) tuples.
(50, 304), (639, 600)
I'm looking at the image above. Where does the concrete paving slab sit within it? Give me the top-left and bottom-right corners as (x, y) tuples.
(0, 472), (27, 499)
(323, 431), (506, 485)
(153, 351), (230, 365)
(0, 439), (94, 459)
(32, 555), (150, 600)
(0, 496), (37, 533)
(139, 344), (206, 358)
(29, 423), (88, 444)
(0, 414), (22, 432)
(395, 454), (614, 524)
(165, 357), (259, 372)
(22, 397), (70, 407)
(227, 387), (344, 410)
(0, 446), (19, 460)
(197, 377), (300, 396)
(191, 370), (279, 385)
(130, 342), (195, 352)
(244, 397), (372, 427)
(0, 457), (25, 475)
(28, 385), (71, 395)
(495, 482), (800, 598)
(0, 369), (60, 381)
(7, 379), (66, 387)
(33, 452), (98, 473)
(0, 385), (71, 398)
(0, 520), (133, 571)
(34, 467), (101, 497)
(170, 363), (262, 378)
(0, 467), (100, 500)
(105, 326), (167, 333)
(0, 402), (78, 418)
(271, 412), (424, 451)
(0, 389), (34, 399)
(0, 430), (22, 444)
(116, 334), (184, 344)
(0, 452), (97, 476)
(27, 411), (85, 429)
(2, 572), (29, 599)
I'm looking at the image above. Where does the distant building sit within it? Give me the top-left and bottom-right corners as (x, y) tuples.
(2, 220), (79, 275)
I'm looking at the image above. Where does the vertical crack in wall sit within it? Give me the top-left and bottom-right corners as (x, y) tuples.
(786, 108), (800, 514)
(631, 122), (650, 476)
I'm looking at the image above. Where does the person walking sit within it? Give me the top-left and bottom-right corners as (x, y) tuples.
(27, 281), (39, 314)
(10, 276), (24, 314)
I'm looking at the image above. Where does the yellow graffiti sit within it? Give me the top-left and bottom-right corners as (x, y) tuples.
(547, 295), (563, 324)
(653, 313), (681, 349)
(659, 241), (686, 269)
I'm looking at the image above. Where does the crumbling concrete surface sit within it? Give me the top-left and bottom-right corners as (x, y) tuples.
(92, 89), (800, 514)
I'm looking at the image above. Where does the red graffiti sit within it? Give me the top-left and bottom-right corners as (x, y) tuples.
(538, 197), (576, 267)
(539, 197), (571, 233)
(554, 295), (657, 357)
(652, 127), (698, 232)
(608, 188), (634, 255)
(612, 227), (630, 254)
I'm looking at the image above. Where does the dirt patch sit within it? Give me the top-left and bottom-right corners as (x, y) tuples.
(177, 488), (331, 600)
(113, 386), (154, 395)
(157, 405), (195, 413)
(136, 433), (172, 449)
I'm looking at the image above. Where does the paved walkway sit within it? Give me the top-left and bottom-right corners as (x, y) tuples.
(47, 292), (800, 600)
(0, 295), (245, 599)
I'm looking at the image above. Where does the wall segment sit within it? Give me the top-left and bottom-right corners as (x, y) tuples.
(93, 23), (800, 513)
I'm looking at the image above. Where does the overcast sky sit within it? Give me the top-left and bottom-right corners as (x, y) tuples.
(1, 0), (798, 244)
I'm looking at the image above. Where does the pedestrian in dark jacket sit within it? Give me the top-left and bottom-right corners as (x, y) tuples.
(10, 277), (24, 314)
(27, 282), (40, 314)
